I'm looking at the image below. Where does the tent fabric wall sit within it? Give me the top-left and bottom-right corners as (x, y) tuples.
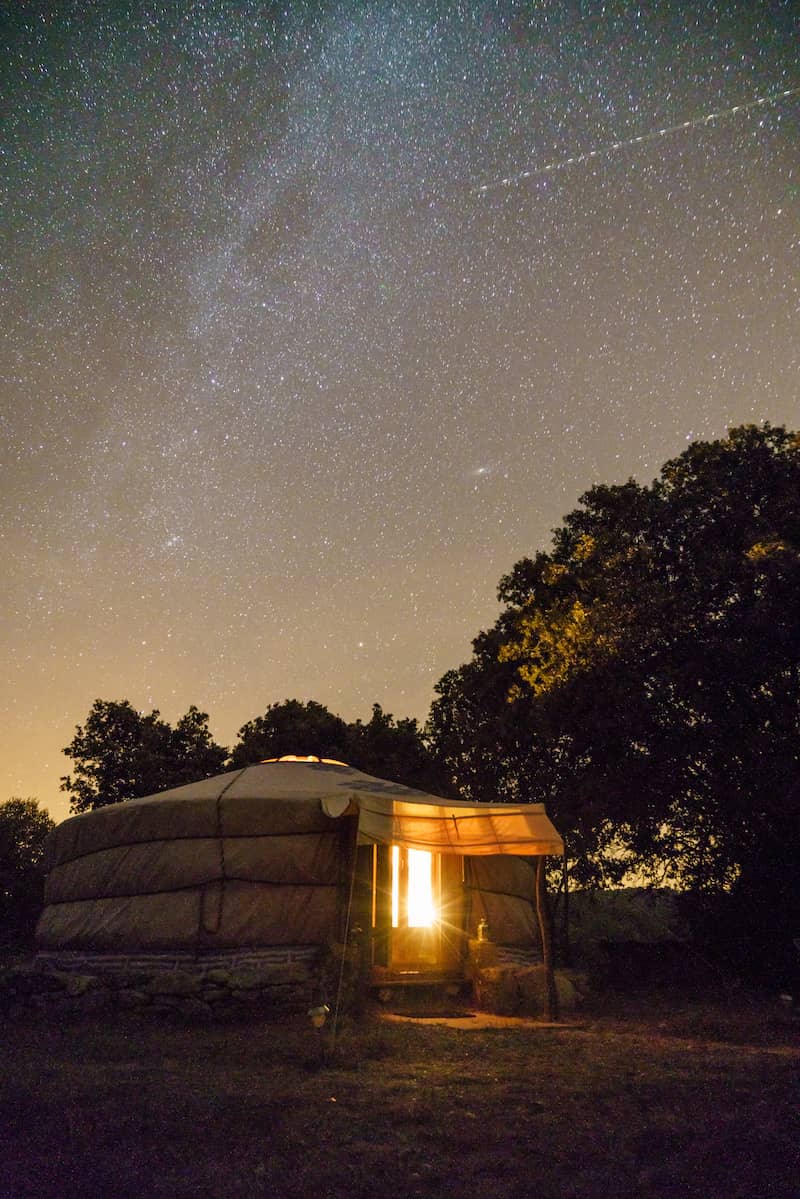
(45, 833), (341, 903)
(38, 765), (347, 951)
(36, 760), (563, 955)
(465, 856), (541, 946)
(36, 882), (339, 950)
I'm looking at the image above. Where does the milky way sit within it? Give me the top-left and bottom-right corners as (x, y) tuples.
(2, 2), (798, 820)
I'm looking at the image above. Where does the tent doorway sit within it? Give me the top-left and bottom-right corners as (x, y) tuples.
(356, 844), (466, 977)
(390, 846), (440, 969)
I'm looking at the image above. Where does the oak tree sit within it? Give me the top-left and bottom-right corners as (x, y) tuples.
(428, 425), (800, 979)
(61, 700), (228, 812)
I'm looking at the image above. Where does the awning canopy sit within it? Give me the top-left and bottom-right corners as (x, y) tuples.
(311, 766), (563, 856)
(323, 791), (563, 855)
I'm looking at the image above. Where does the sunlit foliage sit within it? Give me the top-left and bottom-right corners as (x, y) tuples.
(428, 424), (800, 978)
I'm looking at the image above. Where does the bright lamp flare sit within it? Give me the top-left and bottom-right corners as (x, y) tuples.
(391, 845), (400, 928)
(406, 848), (436, 927)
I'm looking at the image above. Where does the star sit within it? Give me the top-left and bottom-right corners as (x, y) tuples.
(1, 0), (797, 820)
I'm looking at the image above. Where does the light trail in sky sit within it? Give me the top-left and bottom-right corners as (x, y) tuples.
(473, 85), (800, 196)
(4, 2), (798, 822)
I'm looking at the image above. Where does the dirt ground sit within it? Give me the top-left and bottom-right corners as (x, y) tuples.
(2, 992), (799, 1199)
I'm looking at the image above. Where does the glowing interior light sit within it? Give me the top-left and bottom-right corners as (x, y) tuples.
(407, 848), (435, 928)
(391, 845), (400, 928)
(260, 755), (349, 765)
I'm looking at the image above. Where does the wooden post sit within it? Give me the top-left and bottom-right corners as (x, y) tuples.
(561, 844), (571, 968)
(535, 855), (559, 1022)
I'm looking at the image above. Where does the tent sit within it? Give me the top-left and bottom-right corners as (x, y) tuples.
(36, 758), (563, 978)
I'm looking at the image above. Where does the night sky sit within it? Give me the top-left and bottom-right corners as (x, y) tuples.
(3, 2), (798, 823)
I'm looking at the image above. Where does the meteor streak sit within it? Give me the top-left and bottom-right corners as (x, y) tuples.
(474, 85), (800, 196)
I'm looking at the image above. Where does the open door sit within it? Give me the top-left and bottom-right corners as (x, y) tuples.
(358, 844), (467, 976)
(390, 846), (441, 970)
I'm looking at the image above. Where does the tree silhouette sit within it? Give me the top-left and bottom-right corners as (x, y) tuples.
(429, 424), (800, 981)
(61, 700), (228, 812)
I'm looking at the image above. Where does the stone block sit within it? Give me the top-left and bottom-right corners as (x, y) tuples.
(2, 965), (46, 995)
(225, 969), (270, 990)
(151, 996), (183, 1013)
(230, 988), (263, 1004)
(200, 987), (229, 1004)
(145, 972), (201, 997)
(517, 966), (579, 1015)
(203, 968), (233, 986)
(65, 974), (100, 997)
(70, 990), (110, 1014)
(473, 965), (520, 1015)
(116, 989), (149, 1009)
(178, 998), (213, 1019)
(226, 964), (308, 991)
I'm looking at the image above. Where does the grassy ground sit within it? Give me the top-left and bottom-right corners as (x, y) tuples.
(2, 992), (798, 1199)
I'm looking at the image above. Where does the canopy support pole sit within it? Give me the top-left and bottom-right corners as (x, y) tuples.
(331, 818), (360, 1047)
(535, 855), (559, 1022)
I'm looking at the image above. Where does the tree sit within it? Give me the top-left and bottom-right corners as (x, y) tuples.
(230, 699), (445, 791)
(230, 700), (349, 768)
(344, 703), (449, 793)
(428, 621), (627, 888)
(0, 798), (55, 946)
(428, 425), (800, 980)
(61, 700), (228, 812)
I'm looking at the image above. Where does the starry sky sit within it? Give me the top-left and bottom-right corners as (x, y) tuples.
(2, 1), (798, 823)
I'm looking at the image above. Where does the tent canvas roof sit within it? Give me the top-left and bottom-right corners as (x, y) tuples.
(137, 759), (563, 856)
(52, 759), (563, 860)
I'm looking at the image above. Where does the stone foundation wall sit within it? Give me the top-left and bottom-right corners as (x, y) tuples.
(1, 950), (322, 1020)
(35, 944), (319, 975)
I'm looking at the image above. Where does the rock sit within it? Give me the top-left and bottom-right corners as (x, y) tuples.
(473, 965), (520, 1015)
(69, 990), (110, 1014)
(229, 988), (262, 1004)
(200, 987), (229, 1004)
(2, 965), (49, 995)
(115, 989), (149, 1009)
(145, 972), (201, 997)
(203, 968), (232, 986)
(516, 966), (579, 1015)
(178, 998), (213, 1019)
(65, 974), (100, 997)
(473, 964), (580, 1016)
(226, 965), (308, 991)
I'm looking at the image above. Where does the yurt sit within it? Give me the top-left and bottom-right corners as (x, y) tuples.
(36, 758), (563, 983)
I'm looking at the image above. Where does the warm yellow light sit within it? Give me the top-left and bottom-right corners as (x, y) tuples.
(391, 845), (400, 928)
(391, 846), (436, 929)
(407, 848), (435, 928)
(260, 755), (349, 766)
